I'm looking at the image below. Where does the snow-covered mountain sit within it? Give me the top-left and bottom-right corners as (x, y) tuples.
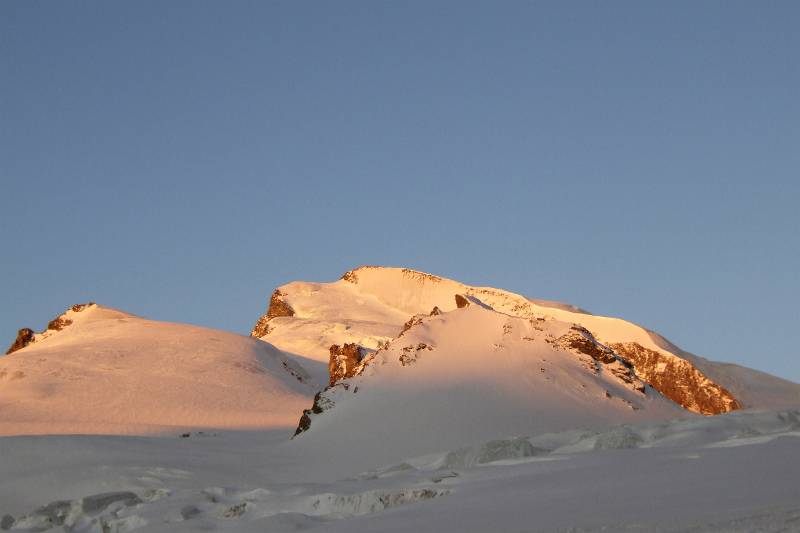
(0, 304), (316, 436)
(251, 266), (800, 458)
(2, 267), (799, 532)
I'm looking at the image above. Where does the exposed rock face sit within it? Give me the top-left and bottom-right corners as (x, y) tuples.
(47, 317), (73, 331)
(455, 294), (471, 308)
(251, 290), (295, 338)
(251, 315), (272, 338)
(43, 303), (94, 333)
(294, 390), (337, 437)
(5, 328), (35, 355)
(555, 325), (645, 393)
(558, 326), (617, 364)
(399, 315), (423, 336)
(266, 290), (295, 319)
(328, 343), (364, 386)
(611, 342), (741, 415)
(340, 269), (360, 283)
(398, 342), (433, 367)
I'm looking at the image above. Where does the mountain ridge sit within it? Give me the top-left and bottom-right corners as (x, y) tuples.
(253, 265), (800, 417)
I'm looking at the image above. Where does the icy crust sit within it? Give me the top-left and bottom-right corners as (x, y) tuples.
(0, 305), (316, 436)
(291, 304), (683, 450)
(253, 266), (800, 414)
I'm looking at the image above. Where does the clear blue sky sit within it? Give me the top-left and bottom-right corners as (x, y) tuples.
(2, 2), (798, 382)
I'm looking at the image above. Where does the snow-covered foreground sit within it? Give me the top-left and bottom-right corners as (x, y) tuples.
(2, 409), (799, 532)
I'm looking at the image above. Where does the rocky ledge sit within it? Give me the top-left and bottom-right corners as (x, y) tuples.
(251, 290), (295, 338)
(329, 343), (365, 386)
(610, 342), (741, 415)
(4, 303), (95, 355)
(5, 328), (35, 355)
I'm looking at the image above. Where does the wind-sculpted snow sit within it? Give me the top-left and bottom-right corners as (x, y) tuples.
(430, 437), (550, 470)
(4, 474), (449, 532)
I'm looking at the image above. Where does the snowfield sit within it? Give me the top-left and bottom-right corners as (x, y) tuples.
(1, 409), (799, 532)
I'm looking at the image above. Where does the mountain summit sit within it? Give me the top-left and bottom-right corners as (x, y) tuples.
(250, 266), (800, 456)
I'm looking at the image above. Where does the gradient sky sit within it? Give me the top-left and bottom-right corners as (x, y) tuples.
(2, 1), (798, 382)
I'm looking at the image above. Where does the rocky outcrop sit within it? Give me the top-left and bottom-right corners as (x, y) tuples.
(251, 315), (272, 338)
(455, 294), (493, 310)
(47, 317), (73, 331)
(71, 303), (94, 313)
(399, 315), (424, 336)
(329, 343), (364, 386)
(295, 341), (381, 437)
(5, 328), (35, 355)
(42, 303), (93, 334)
(250, 290), (295, 338)
(295, 391), (326, 436)
(555, 326), (645, 393)
(553, 327), (741, 414)
(5, 303), (95, 355)
(399, 307), (442, 338)
(266, 290), (295, 319)
(340, 265), (445, 285)
(558, 326), (617, 364)
(294, 387), (340, 437)
(610, 342), (741, 415)
(340, 269), (360, 283)
(398, 342), (433, 367)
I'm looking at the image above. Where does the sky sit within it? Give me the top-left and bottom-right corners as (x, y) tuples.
(1, 1), (798, 382)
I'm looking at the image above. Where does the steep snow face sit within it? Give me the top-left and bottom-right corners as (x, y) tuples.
(290, 304), (686, 464)
(0, 305), (316, 436)
(253, 266), (800, 412)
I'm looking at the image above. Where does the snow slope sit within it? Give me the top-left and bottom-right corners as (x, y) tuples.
(253, 266), (800, 411)
(0, 304), (317, 436)
(290, 303), (688, 466)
